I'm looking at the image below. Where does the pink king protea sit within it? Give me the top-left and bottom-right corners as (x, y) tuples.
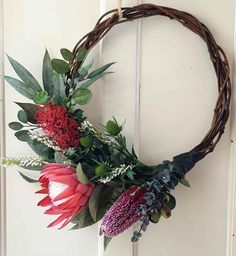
(37, 164), (94, 229)
(101, 186), (147, 237)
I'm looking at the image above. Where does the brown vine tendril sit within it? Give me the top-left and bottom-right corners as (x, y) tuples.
(68, 3), (231, 160)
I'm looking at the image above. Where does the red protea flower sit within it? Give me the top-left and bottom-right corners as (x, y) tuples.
(101, 186), (147, 237)
(36, 103), (80, 150)
(37, 164), (94, 229)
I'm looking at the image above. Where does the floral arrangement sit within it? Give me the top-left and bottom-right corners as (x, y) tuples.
(1, 3), (231, 249)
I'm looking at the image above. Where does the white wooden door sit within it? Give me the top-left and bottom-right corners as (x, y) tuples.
(1, 0), (236, 256)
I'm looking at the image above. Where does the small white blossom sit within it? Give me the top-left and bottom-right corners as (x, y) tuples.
(29, 128), (62, 151)
(99, 164), (134, 183)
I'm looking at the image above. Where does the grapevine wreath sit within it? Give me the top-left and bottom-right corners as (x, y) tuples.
(1, 3), (231, 248)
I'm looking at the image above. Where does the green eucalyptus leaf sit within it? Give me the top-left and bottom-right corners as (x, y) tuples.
(126, 170), (135, 180)
(27, 140), (54, 161)
(14, 130), (30, 141)
(5, 76), (37, 100)
(87, 62), (115, 79)
(18, 171), (38, 183)
(51, 59), (69, 74)
(72, 207), (95, 228)
(52, 96), (64, 105)
(7, 55), (42, 91)
(33, 91), (48, 104)
(15, 102), (38, 124)
(71, 88), (92, 105)
(76, 163), (89, 184)
(21, 164), (42, 171)
(42, 49), (54, 97)
(180, 177), (191, 187)
(96, 186), (119, 220)
(52, 73), (66, 98)
(80, 72), (112, 89)
(104, 236), (112, 250)
(60, 48), (73, 62)
(9, 122), (23, 131)
(70, 224), (80, 230)
(89, 185), (103, 221)
(17, 110), (28, 123)
(54, 152), (69, 164)
(78, 61), (94, 77)
(131, 146), (138, 158)
(76, 48), (87, 62)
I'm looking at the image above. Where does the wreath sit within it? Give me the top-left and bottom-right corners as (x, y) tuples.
(1, 3), (231, 248)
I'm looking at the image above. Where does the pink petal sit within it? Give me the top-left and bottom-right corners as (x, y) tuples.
(53, 187), (75, 202)
(85, 186), (94, 197)
(47, 213), (70, 228)
(58, 205), (82, 229)
(45, 207), (71, 215)
(55, 195), (81, 210)
(43, 164), (67, 172)
(76, 183), (90, 194)
(47, 168), (74, 176)
(50, 175), (78, 187)
(44, 207), (62, 215)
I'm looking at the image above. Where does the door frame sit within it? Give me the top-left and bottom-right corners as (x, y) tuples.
(0, 0), (6, 255)
(226, 3), (236, 254)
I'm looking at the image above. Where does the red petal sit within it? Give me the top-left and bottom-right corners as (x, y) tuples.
(35, 188), (48, 194)
(37, 196), (52, 207)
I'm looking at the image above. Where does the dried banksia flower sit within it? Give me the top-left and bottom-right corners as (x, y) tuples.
(101, 186), (147, 237)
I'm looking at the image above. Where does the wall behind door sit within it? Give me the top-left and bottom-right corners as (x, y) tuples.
(1, 0), (236, 256)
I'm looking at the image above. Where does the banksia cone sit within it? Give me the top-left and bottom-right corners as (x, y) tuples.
(101, 186), (147, 237)
(36, 104), (80, 150)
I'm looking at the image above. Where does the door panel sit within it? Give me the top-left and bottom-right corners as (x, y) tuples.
(138, 1), (234, 255)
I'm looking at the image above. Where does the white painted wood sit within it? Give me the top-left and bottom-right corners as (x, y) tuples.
(137, 1), (235, 255)
(3, 1), (101, 256)
(2, 0), (236, 255)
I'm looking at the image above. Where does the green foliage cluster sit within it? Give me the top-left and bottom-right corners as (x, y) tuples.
(4, 47), (198, 247)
